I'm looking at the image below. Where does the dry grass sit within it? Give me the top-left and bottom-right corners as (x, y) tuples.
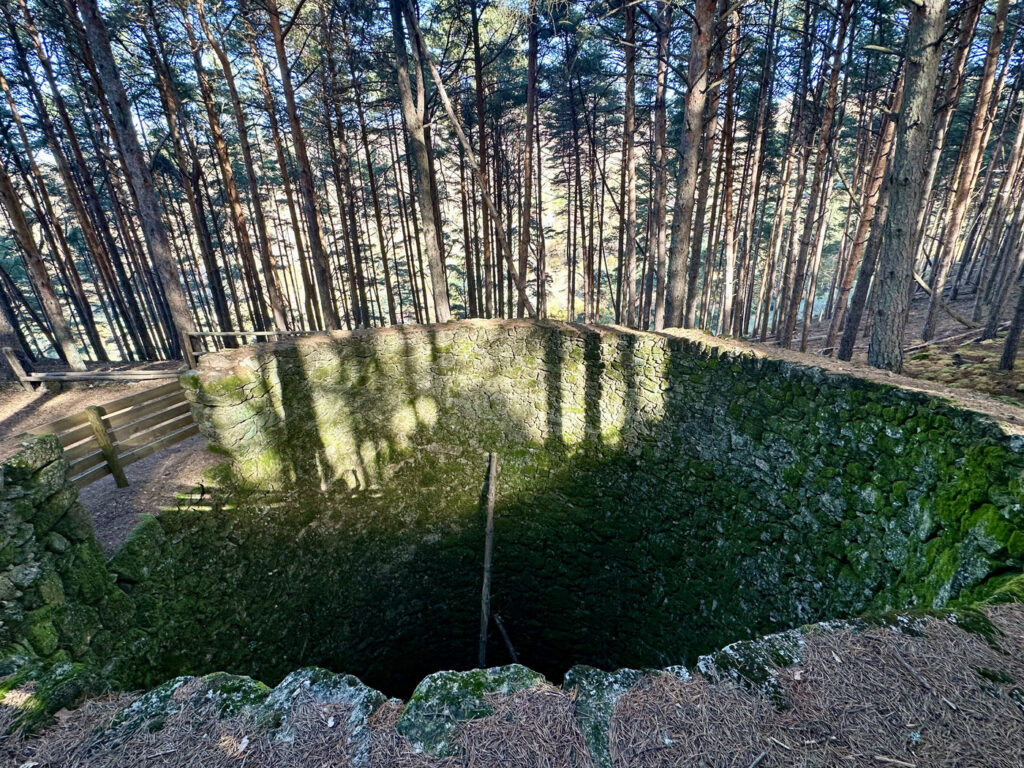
(454, 684), (594, 768)
(610, 604), (1024, 767)
(9, 605), (1024, 768)
(2, 677), (372, 768)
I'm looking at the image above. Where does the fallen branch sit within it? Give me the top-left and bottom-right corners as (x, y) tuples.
(873, 756), (916, 767)
(912, 272), (980, 329)
(903, 321), (1011, 353)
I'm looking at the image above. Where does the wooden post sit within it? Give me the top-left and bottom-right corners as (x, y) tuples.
(182, 333), (198, 370)
(2, 347), (34, 391)
(478, 451), (498, 668)
(84, 406), (128, 488)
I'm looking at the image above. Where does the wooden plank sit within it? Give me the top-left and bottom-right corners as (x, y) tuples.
(98, 381), (182, 415)
(58, 423), (94, 448)
(2, 348), (33, 391)
(105, 391), (187, 429)
(64, 438), (101, 464)
(69, 450), (106, 476)
(114, 413), (194, 453)
(21, 371), (181, 382)
(109, 401), (191, 444)
(26, 410), (90, 437)
(73, 463), (111, 488)
(120, 423), (199, 467)
(84, 406), (128, 488)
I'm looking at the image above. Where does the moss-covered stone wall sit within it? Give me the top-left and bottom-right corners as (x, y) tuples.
(102, 319), (1019, 697)
(0, 436), (129, 668)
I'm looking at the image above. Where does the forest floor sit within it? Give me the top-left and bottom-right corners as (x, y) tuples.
(0, 380), (220, 553)
(801, 292), (1023, 409)
(4, 602), (1024, 767)
(76, 435), (220, 555)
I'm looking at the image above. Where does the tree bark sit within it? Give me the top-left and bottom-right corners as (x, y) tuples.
(620, 0), (638, 327)
(518, 5), (539, 319)
(922, 0), (1009, 340)
(266, 0), (340, 328)
(390, 0), (451, 322)
(780, 0), (853, 347)
(650, 2), (673, 330)
(75, 0), (193, 355)
(0, 160), (85, 369)
(826, 71), (902, 353)
(868, 0), (949, 371)
(665, 0), (717, 327)
(198, 0), (288, 331)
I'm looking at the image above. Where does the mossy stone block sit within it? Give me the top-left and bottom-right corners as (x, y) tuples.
(397, 664), (547, 757)
(23, 607), (59, 656)
(2, 436), (62, 483)
(109, 514), (166, 583)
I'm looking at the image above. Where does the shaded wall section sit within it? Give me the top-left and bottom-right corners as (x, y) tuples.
(113, 320), (1024, 695)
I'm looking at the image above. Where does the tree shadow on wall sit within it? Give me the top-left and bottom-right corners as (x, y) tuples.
(149, 323), (1024, 697)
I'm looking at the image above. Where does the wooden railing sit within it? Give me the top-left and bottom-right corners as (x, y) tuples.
(183, 330), (320, 367)
(2, 347), (183, 392)
(24, 381), (197, 488)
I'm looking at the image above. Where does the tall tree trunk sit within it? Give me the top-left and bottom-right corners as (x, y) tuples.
(518, 4), (538, 319)
(247, 31), (319, 329)
(0, 160), (85, 369)
(198, 0), (288, 331)
(922, 0), (1009, 340)
(620, 0), (638, 327)
(404, 3), (534, 317)
(735, 0), (778, 336)
(74, 0), (193, 355)
(4, 6), (150, 359)
(868, 0), (949, 371)
(266, 0), (341, 328)
(1000, 242), (1024, 370)
(665, 0), (717, 327)
(181, 10), (269, 333)
(651, 2), (673, 330)
(825, 72), (902, 352)
(720, 10), (739, 336)
(780, 0), (854, 347)
(347, 29), (398, 325)
(470, 0), (493, 319)
(390, 0), (451, 322)
(142, 7), (235, 346)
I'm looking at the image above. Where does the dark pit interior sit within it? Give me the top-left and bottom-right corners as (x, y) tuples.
(94, 321), (1024, 697)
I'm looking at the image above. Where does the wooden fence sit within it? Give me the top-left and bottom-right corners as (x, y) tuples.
(2, 347), (183, 392)
(184, 330), (319, 367)
(25, 381), (197, 488)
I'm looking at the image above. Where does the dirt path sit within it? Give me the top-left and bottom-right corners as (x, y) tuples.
(76, 435), (222, 555)
(0, 381), (222, 553)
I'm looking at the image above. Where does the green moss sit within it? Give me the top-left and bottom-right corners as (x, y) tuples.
(9, 322), (1024, 731)
(109, 514), (166, 583)
(397, 665), (546, 756)
(563, 665), (646, 768)
(23, 607), (59, 656)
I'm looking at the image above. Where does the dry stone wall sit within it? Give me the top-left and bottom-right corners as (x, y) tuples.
(4, 320), (1024, 735)
(161, 320), (1024, 693)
